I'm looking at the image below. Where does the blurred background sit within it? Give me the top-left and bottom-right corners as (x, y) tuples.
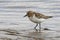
(0, 0), (60, 30)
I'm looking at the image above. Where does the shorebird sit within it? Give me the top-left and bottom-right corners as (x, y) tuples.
(24, 11), (53, 31)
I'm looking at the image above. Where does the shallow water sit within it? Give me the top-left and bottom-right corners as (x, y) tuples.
(0, 0), (60, 40)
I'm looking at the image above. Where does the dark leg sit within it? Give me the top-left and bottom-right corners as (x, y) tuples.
(39, 23), (41, 32)
(34, 23), (38, 31)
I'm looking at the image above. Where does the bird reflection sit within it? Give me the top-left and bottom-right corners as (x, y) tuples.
(28, 31), (45, 40)
(33, 38), (44, 40)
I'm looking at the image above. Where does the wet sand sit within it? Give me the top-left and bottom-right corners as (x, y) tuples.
(0, 28), (60, 40)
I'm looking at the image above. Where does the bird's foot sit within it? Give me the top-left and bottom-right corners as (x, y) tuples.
(38, 29), (41, 32)
(34, 28), (38, 31)
(35, 29), (38, 31)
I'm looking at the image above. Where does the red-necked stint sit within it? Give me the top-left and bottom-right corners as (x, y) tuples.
(24, 11), (53, 32)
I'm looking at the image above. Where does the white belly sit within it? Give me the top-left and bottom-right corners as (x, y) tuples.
(29, 16), (46, 23)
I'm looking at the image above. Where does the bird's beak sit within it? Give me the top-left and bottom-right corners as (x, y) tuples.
(24, 14), (27, 17)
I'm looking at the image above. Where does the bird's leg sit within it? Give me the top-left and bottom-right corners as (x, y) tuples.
(39, 23), (41, 32)
(34, 23), (38, 31)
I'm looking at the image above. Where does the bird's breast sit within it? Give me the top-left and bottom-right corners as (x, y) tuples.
(28, 15), (46, 23)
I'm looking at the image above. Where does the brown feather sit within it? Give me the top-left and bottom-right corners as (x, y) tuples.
(25, 11), (53, 19)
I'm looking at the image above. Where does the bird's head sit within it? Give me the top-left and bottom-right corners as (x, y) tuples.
(24, 11), (34, 17)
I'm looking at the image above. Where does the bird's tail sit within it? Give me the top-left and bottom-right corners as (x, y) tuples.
(47, 16), (53, 18)
(44, 16), (53, 19)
